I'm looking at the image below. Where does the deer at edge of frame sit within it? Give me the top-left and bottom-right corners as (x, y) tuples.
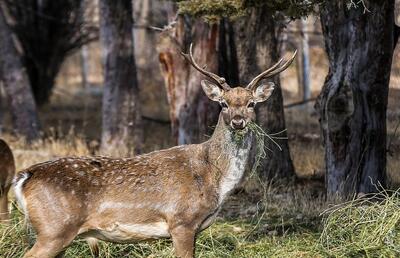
(14, 44), (296, 258)
(0, 139), (15, 223)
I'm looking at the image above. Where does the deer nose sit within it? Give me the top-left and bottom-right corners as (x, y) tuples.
(231, 117), (246, 129)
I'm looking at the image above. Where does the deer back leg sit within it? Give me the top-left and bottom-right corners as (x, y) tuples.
(23, 225), (79, 258)
(23, 235), (73, 258)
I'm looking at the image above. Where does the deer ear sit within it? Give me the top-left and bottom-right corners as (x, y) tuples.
(201, 80), (223, 102)
(253, 82), (274, 103)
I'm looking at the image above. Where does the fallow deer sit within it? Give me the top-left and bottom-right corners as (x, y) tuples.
(14, 45), (296, 258)
(0, 139), (15, 222)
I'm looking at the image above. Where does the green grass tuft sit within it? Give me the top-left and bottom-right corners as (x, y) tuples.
(320, 190), (400, 257)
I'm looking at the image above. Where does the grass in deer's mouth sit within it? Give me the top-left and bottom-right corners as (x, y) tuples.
(247, 122), (288, 177)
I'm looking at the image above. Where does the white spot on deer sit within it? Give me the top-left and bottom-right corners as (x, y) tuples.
(73, 164), (79, 168)
(115, 175), (124, 183)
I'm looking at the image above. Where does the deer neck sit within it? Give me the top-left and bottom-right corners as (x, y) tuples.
(205, 115), (253, 204)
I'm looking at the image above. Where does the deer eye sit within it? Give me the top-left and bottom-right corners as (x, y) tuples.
(247, 101), (255, 109)
(220, 101), (228, 109)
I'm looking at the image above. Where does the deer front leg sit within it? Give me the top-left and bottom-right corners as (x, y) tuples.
(0, 186), (10, 222)
(170, 226), (196, 258)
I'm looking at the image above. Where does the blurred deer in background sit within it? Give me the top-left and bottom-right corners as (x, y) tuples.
(0, 139), (15, 222)
(14, 44), (296, 258)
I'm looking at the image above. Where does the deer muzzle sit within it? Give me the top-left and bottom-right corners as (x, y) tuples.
(230, 117), (246, 130)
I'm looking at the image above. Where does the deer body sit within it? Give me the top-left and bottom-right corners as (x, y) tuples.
(16, 116), (252, 257)
(15, 45), (295, 258)
(0, 139), (15, 222)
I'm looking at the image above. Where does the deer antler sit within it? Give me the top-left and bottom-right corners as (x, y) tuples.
(246, 50), (298, 90)
(181, 43), (231, 91)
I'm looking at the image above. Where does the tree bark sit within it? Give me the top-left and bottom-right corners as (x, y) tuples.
(157, 16), (220, 145)
(99, 0), (143, 156)
(233, 8), (295, 179)
(317, 0), (394, 199)
(0, 8), (40, 141)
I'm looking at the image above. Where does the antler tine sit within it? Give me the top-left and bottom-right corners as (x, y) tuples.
(245, 58), (284, 90)
(181, 44), (231, 91)
(246, 50), (298, 90)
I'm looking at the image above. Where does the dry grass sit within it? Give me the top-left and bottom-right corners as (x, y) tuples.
(290, 141), (324, 179)
(320, 191), (400, 257)
(5, 133), (91, 172)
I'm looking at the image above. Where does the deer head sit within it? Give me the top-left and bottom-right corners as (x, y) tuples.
(182, 44), (297, 131)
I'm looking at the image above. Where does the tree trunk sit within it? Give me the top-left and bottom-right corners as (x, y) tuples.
(157, 16), (220, 145)
(4, 0), (98, 106)
(0, 8), (40, 141)
(80, 45), (89, 88)
(218, 18), (239, 86)
(26, 57), (62, 106)
(317, 0), (394, 199)
(99, 0), (143, 156)
(297, 19), (311, 102)
(233, 8), (295, 179)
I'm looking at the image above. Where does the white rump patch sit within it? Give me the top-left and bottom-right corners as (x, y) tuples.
(13, 172), (30, 220)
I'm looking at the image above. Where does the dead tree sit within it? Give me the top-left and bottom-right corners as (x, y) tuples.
(317, 0), (394, 199)
(157, 16), (220, 144)
(99, 0), (143, 155)
(0, 7), (40, 140)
